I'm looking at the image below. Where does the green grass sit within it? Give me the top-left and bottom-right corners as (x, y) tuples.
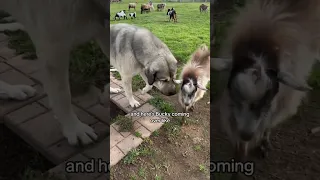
(198, 164), (207, 173)
(123, 140), (156, 165)
(138, 167), (146, 178)
(193, 144), (202, 151)
(4, 30), (37, 59)
(113, 115), (134, 132)
(112, 71), (145, 92)
(111, 0), (210, 92)
(148, 95), (175, 113)
(111, 0), (210, 63)
(134, 131), (142, 138)
(309, 63), (320, 89)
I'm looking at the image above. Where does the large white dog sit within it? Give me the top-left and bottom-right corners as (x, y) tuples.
(0, 0), (109, 146)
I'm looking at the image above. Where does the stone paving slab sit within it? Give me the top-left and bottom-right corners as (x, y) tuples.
(87, 104), (110, 125)
(0, 45), (17, 60)
(0, 84), (45, 119)
(0, 62), (11, 73)
(72, 86), (101, 109)
(6, 54), (42, 74)
(48, 154), (103, 180)
(0, 67), (36, 86)
(109, 73), (166, 168)
(0, 34), (110, 179)
(5, 102), (48, 125)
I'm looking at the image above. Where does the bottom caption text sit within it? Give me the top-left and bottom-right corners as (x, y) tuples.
(210, 159), (255, 176)
(65, 159), (110, 173)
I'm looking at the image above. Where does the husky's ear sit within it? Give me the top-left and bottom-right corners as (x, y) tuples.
(145, 68), (157, 85)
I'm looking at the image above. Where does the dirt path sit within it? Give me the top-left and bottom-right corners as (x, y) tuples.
(111, 93), (211, 180)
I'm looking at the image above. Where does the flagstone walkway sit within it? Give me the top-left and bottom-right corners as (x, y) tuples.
(0, 33), (167, 179)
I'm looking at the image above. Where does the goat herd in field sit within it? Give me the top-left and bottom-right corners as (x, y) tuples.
(113, 1), (209, 22)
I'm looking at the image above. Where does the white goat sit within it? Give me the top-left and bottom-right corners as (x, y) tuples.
(128, 12), (136, 19)
(114, 10), (127, 20)
(177, 44), (210, 112)
(211, 0), (320, 161)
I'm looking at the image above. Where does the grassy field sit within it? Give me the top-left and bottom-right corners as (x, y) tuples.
(111, 0), (210, 63)
(110, 1), (211, 180)
(110, 0), (210, 92)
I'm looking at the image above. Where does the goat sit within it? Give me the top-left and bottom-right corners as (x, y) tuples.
(129, 12), (136, 19)
(148, 1), (155, 11)
(114, 10), (127, 20)
(141, 4), (151, 14)
(167, 8), (177, 23)
(157, 3), (166, 11)
(211, 0), (320, 162)
(128, 3), (136, 11)
(199, 4), (208, 13)
(177, 45), (210, 112)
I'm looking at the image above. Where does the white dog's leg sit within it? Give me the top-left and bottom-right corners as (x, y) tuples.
(139, 72), (153, 94)
(141, 84), (153, 94)
(121, 75), (140, 107)
(0, 80), (36, 100)
(39, 47), (97, 146)
(94, 30), (122, 96)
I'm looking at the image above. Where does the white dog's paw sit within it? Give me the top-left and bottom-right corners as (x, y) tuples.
(62, 121), (98, 146)
(140, 85), (153, 94)
(7, 85), (36, 100)
(129, 98), (140, 108)
(110, 87), (123, 93)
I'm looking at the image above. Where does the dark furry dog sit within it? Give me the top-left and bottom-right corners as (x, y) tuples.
(166, 8), (177, 22)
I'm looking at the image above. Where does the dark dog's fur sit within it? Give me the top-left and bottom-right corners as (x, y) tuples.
(167, 8), (177, 22)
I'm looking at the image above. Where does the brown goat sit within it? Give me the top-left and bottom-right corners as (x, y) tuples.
(141, 4), (151, 14)
(128, 3), (136, 11)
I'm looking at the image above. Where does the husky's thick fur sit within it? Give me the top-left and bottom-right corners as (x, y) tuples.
(178, 45), (210, 111)
(211, 0), (320, 159)
(110, 23), (179, 108)
(0, 0), (109, 146)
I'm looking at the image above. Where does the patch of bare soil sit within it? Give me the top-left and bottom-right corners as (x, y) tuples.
(211, 90), (320, 180)
(111, 93), (211, 180)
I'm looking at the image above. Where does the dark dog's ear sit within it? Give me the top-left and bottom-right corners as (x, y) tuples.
(145, 68), (157, 85)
